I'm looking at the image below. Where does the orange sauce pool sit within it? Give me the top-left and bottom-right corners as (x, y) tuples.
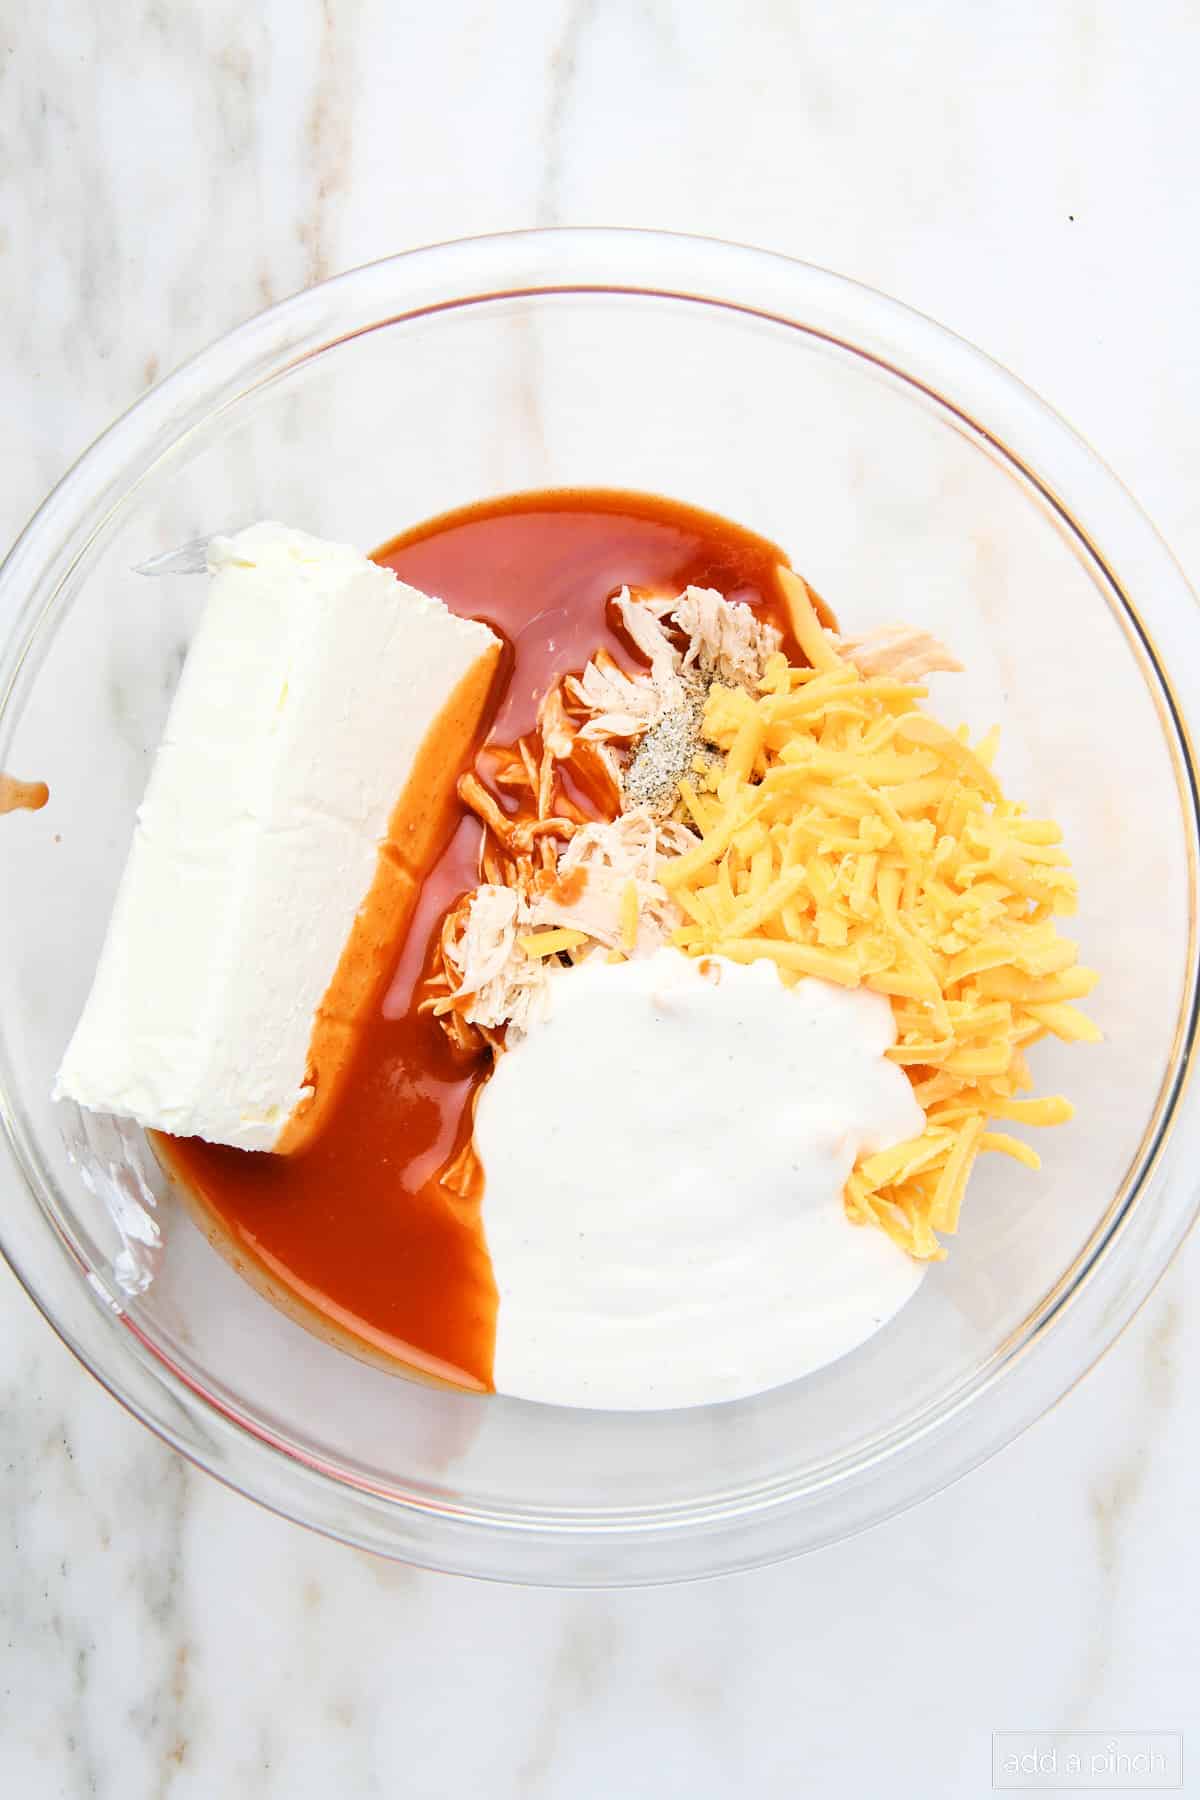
(0, 773), (49, 814)
(159, 490), (793, 1390)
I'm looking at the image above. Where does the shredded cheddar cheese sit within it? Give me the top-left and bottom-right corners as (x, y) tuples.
(620, 878), (640, 954)
(518, 928), (590, 959)
(662, 571), (1099, 1261)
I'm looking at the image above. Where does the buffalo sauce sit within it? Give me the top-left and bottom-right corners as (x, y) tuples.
(159, 490), (792, 1391)
(0, 773), (49, 814)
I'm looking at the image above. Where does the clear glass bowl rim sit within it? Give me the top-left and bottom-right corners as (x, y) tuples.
(2, 226), (1199, 1586)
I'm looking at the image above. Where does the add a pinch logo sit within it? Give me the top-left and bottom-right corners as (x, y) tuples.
(992, 1732), (1183, 1790)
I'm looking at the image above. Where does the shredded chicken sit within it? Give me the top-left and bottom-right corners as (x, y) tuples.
(561, 585), (782, 817)
(530, 810), (698, 954)
(673, 586), (781, 686)
(833, 624), (963, 682)
(449, 885), (520, 992)
(613, 584), (780, 690)
(568, 585), (779, 748)
(536, 683), (576, 761)
(612, 589), (683, 689)
(432, 811), (701, 1046)
(440, 884), (552, 1039)
(569, 652), (664, 742)
(458, 771), (578, 857)
(426, 579), (957, 1057)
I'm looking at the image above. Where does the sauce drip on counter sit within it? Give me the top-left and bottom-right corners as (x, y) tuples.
(0, 773), (49, 815)
(160, 490), (792, 1390)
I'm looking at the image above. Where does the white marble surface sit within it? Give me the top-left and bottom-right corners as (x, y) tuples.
(2, 2), (1199, 1793)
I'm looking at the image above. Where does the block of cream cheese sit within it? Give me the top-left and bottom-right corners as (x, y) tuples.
(55, 523), (501, 1151)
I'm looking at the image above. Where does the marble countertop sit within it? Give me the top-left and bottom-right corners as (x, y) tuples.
(3, 4), (1198, 1793)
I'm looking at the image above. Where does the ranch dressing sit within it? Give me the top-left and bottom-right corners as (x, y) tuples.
(474, 948), (927, 1410)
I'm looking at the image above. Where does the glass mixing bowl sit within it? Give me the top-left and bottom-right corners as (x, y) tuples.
(2, 230), (1198, 1585)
